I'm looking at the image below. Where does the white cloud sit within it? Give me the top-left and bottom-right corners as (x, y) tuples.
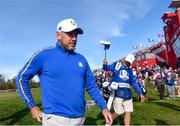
(0, 0), (155, 78)
(77, 0), (154, 68)
(78, 0), (153, 40)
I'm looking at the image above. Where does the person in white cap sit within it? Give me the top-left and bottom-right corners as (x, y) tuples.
(16, 18), (112, 125)
(103, 54), (145, 126)
(165, 71), (176, 99)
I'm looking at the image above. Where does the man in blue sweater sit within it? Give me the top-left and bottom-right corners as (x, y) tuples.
(16, 18), (112, 125)
(103, 54), (145, 126)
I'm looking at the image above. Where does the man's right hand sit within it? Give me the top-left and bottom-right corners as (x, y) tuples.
(30, 106), (43, 122)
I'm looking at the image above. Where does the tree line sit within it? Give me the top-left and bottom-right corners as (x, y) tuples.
(0, 76), (40, 90)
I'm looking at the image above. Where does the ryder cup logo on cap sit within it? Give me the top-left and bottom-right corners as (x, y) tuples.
(57, 18), (83, 34)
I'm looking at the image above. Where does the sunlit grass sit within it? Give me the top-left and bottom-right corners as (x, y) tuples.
(0, 84), (179, 125)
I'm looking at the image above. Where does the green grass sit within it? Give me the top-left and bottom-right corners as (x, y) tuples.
(0, 84), (180, 125)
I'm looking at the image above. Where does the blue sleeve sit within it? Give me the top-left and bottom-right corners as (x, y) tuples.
(85, 62), (107, 110)
(103, 62), (115, 72)
(129, 69), (143, 96)
(16, 51), (43, 109)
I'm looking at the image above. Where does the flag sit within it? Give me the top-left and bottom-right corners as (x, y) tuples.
(139, 42), (143, 47)
(143, 42), (148, 47)
(148, 38), (154, 42)
(157, 34), (164, 38)
(133, 45), (138, 49)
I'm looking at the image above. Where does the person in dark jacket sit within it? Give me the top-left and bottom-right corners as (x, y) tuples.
(154, 73), (165, 101)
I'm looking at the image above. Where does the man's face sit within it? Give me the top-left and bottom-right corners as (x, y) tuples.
(124, 61), (131, 67)
(56, 30), (78, 51)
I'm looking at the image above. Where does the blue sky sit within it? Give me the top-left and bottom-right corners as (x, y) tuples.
(0, 0), (174, 80)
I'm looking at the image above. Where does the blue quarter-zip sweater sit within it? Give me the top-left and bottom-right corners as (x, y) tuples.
(16, 42), (107, 118)
(103, 61), (142, 100)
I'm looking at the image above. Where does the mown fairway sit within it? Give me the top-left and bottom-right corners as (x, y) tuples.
(0, 84), (180, 125)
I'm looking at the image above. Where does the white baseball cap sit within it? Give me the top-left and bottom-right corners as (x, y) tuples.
(57, 18), (83, 34)
(167, 72), (171, 76)
(125, 54), (135, 64)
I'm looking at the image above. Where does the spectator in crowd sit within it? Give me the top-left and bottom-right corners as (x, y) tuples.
(16, 18), (112, 125)
(137, 77), (147, 101)
(160, 67), (167, 80)
(177, 68), (180, 77)
(154, 73), (165, 101)
(103, 54), (145, 126)
(96, 74), (103, 90)
(166, 72), (176, 99)
(174, 73), (180, 97)
(144, 66), (150, 84)
(95, 71), (111, 103)
(132, 68), (147, 101)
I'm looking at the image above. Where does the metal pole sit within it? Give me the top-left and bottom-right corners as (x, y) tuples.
(105, 49), (107, 60)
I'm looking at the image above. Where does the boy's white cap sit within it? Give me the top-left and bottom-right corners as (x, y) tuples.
(57, 18), (83, 34)
(167, 72), (171, 76)
(125, 54), (135, 64)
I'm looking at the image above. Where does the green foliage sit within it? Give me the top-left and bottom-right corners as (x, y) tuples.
(0, 84), (180, 125)
(0, 77), (40, 90)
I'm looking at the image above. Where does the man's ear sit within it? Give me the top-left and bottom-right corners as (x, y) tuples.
(56, 32), (61, 36)
(56, 32), (61, 40)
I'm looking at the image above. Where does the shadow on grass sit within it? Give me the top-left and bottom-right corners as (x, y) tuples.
(0, 103), (41, 125)
(113, 115), (124, 125)
(146, 97), (158, 102)
(85, 109), (124, 125)
(153, 102), (180, 112)
(85, 111), (103, 125)
(154, 119), (170, 125)
(133, 97), (138, 102)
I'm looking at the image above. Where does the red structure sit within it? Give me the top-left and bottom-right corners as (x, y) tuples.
(132, 42), (168, 68)
(132, 0), (180, 69)
(162, 0), (180, 68)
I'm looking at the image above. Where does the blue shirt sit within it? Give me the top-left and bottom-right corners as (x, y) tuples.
(103, 61), (142, 99)
(16, 42), (107, 118)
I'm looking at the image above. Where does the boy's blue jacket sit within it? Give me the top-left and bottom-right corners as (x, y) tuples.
(166, 77), (175, 86)
(16, 42), (107, 118)
(103, 61), (142, 99)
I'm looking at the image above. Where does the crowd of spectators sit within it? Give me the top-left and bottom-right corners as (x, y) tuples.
(94, 64), (180, 101)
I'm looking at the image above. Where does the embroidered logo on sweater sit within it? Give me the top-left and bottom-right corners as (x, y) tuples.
(78, 62), (83, 67)
(119, 70), (129, 81)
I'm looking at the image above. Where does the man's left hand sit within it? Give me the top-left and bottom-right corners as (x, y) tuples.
(140, 95), (145, 102)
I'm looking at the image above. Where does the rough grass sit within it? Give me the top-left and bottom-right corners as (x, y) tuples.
(0, 84), (179, 125)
